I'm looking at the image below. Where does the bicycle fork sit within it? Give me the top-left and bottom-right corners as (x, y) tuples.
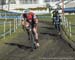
(29, 29), (36, 50)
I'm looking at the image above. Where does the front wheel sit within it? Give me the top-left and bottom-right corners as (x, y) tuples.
(29, 30), (36, 51)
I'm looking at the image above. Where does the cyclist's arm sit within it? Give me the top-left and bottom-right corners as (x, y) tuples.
(33, 14), (39, 30)
(33, 14), (38, 24)
(21, 14), (26, 26)
(21, 13), (25, 21)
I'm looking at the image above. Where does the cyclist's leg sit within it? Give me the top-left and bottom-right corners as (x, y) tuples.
(32, 25), (39, 47)
(53, 17), (55, 25)
(55, 16), (59, 29)
(54, 17), (57, 29)
(22, 25), (25, 31)
(57, 16), (61, 35)
(56, 24), (60, 35)
(25, 22), (30, 40)
(52, 18), (54, 24)
(21, 20), (25, 31)
(53, 17), (56, 25)
(33, 28), (38, 42)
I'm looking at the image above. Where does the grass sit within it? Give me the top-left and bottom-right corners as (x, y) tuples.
(0, 19), (18, 37)
(0, 24), (14, 33)
(37, 13), (52, 22)
(0, 10), (22, 44)
(65, 15), (75, 24)
(65, 15), (75, 41)
(0, 26), (22, 45)
(0, 19), (14, 30)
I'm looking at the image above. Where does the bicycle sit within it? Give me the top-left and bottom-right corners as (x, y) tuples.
(28, 22), (36, 51)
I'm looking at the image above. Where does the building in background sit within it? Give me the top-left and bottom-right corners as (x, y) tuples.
(1, 0), (74, 14)
(0, 0), (75, 14)
(0, 0), (6, 9)
(1, 0), (61, 10)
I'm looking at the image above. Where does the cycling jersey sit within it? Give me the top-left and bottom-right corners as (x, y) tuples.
(22, 12), (36, 22)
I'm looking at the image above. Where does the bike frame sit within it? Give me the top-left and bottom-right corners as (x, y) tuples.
(28, 22), (36, 51)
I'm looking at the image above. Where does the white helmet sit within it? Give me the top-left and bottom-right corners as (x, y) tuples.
(53, 6), (57, 10)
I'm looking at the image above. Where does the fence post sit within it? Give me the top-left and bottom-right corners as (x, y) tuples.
(0, 13), (1, 16)
(64, 17), (66, 28)
(5, 12), (7, 21)
(62, 16), (65, 26)
(10, 21), (11, 36)
(4, 21), (6, 39)
(20, 14), (22, 25)
(16, 18), (18, 29)
(67, 20), (69, 33)
(14, 19), (16, 32)
(69, 22), (72, 37)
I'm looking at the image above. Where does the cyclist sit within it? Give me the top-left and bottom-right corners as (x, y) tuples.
(21, 9), (40, 47)
(52, 8), (61, 35)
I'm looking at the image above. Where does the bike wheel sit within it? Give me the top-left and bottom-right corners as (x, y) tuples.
(29, 31), (36, 51)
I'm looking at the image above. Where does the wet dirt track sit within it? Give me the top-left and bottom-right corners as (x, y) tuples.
(0, 22), (75, 60)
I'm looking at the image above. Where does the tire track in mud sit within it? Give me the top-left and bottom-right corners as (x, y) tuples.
(0, 22), (75, 60)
